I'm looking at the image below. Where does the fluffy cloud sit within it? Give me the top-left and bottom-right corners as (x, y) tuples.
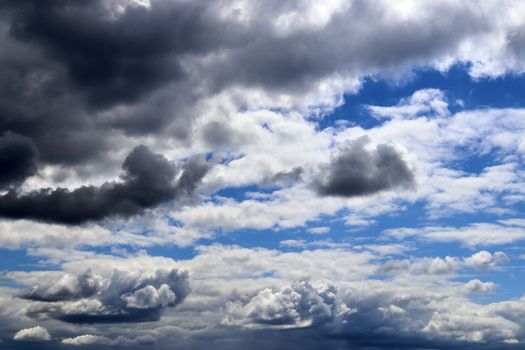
(464, 250), (509, 270)
(1, 245), (524, 349)
(0, 145), (209, 224)
(464, 279), (495, 293)
(224, 281), (339, 328)
(312, 137), (414, 197)
(22, 267), (191, 323)
(13, 326), (51, 342)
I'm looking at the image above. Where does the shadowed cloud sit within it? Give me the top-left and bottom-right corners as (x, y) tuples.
(0, 145), (210, 224)
(313, 137), (414, 197)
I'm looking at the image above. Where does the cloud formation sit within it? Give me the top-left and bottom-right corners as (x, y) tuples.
(313, 137), (414, 197)
(224, 281), (339, 328)
(13, 326), (51, 342)
(1, 1), (525, 350)
(0, 145), (209, 224)
(22, 267), (191, 323)
(0, 0), (524, 173)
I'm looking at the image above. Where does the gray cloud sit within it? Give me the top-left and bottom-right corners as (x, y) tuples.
(0, 0), (517, 173)
(313, 138), (414, 197)
(0, 145), (210, 224)
(20, 271), (103, 302)
(220, 279), (522, 349)
(0, 132), (38, 189)
(23, 267), (191, 323)
(265, 167), (304, 188)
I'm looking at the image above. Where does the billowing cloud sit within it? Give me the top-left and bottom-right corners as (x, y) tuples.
(313, 137), (414, 197)
(20, 270), (103, 302)
(224, 281), (339, 328)
(464, 250), (509, 270)
(0, 0), (524, 173)
(22, 267), (191, 323)
(0, 145), (209, 224)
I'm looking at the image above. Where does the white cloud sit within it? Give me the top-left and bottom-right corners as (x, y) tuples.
(385, 221), (525, 247)
(464, 279), (495, 293)
(464, 250), (509, 270)
(223, 281), (339, 328)
(13, 326), (51, 342)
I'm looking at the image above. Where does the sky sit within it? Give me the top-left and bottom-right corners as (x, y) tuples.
(0, 0), (525, 349)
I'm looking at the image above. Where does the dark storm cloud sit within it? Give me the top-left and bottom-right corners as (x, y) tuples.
(0, 132), (38, 189)
(0, 0), (506, 171)
(4, 0), (224, 107)
(0, 145), (210, 224)
(313, 138), (414, 197)
(0, 0), (227, 168)
(23, 268), (191, 324)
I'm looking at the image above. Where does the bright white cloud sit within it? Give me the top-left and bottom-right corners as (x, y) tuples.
(13, 326), (51, 342)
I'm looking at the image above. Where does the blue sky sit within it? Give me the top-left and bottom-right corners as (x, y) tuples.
(1, 1), (525, 349)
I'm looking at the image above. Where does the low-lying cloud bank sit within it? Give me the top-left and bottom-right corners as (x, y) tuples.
(21, 267), (191, 323)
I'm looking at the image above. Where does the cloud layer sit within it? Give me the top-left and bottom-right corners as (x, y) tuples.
(1, 1), (525, 350)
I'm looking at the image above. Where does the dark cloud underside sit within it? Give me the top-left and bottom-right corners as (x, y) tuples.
(0, 145), (209, 224)
(0, 0), (497, 168)
(313, 138), (414, 197)
(22, 268), (191, 323)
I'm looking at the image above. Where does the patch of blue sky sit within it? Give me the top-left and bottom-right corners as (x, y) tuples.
(215, 184), (276, 201)
(320, 63), (525, 130)
(0, 248), (56, 280)
(146, 244), (198, 261)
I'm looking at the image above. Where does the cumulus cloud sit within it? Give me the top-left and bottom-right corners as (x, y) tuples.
(0, 145), (209, 224)
(464, 279), (495, 293)
(224, 281), (339, 328)
(217, 277), (523, 348)
(22, 267), (191, 323)
(13, 326), (51, 341)
(313, 137), (414, 197)
(20, 270), (103, 302)
(3, 245), (525, 349)
(464, 250), (509, 270)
